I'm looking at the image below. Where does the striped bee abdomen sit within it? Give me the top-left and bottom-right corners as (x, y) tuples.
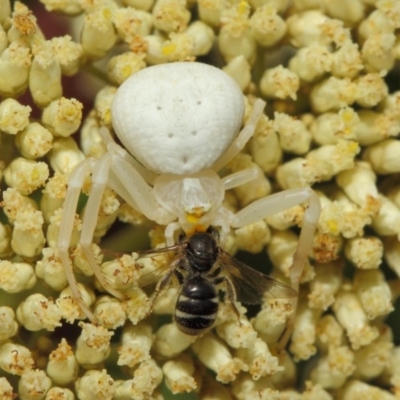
(174, 276), (218, 335)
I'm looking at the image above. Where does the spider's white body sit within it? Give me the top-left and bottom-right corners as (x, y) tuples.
(112, 62), (244, 174)
(58, 62), (321, 345)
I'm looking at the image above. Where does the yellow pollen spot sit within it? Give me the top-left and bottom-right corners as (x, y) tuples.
(162, 43), (176, 55)
(327, 220), (339, 234)
(237, 0), (249, 15)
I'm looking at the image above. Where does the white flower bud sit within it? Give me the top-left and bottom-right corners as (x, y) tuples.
(0, 98), (31, 135)
(310, 107), (358, 145)
(340, 380), (396, 400)
(93, 296), (126, 329)
(1, 187), (38, 224)
(231, 374), (280, 399)
(75, 322), (113, 366)
(310, 346), (355, 389)
(274, 112), (312, 154)
(289, 44), (331, 83)
(331, 41), (363, 79)
(121, 0), (155, 11)
(11, 208), (45, 258)
(0, 307), (18, 341)
(268, 230), (313, 281)
(36, 0), (83, 15)
(46, 339), (78, 386)
(308, 260), (343, 310)
(306, 140), (360, 182)
(152, 0), (190, 33)
(45, 388), (75, 400)
(163, 354), (197, 394)
(333, 287), (379, 350)
(290, 294), (321, 361)
(185, 21), (215, 56)
(50, 35), (84, 75)
(192, 332), (247, 383)
(0, 343), (34, 375)
(75, 370), (115, 400)
(363, 138), (400, 174)
(260, 66), (299, 100)
(353, 324), (393, 380)
(371, 195), (400, 238)
(223, 55), (251, 91)
(144, 34), (170, 65)
(310, 77), (356, 113)
(249, 115), (282, 174)
(287, 11), (329, 47)
(79, 112), (107, 158)
(57, 284), (96, 323)
(362, 33), (396, 72)
(344, 237), (383, 269)
(113, 7), (153, 43)
(0, 260), (36, 293)
(250, 5), (286, 47)
(234, 220), (271, 253)
(336, 161), (380, 214)
(47, 137), (85, 174)
(0, 0), (11, 28)
(326, 189), (372, 238)
(236, 337), (282, 380)
(325, 0), (365, 25)
(16, 293), (61, 331)
(358, 9), (396, 42)
(252, 298), (293, 345)
(354, 269), (393, 319)
(29, 42), (62, 108)
(18, 369), (51, 400)
(107, 52), (146, 85)
(0, 377), (13, 400)
(117, 322), (153, 368)
(128, 359), (163, 399)
(218, 3), (256, 64)
(81, 7), (117, 58)
(35, 247), (67, 291)
(40, 172), (67, 223)
(316, 315), (345, 352)
(94, 85), (116, 127)
(124, 287), (150, 325)
(0, 222), (12, 258)
(42, 97), (83, 137)
(153, 323), (196, 358)
(4, 157), (49, 195)
(354, 72), (388, 108)
(0, 24), (7, 54)
(15, 123), (53, 160)
(0, 40), (31, 97)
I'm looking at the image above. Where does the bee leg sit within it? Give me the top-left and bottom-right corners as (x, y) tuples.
(144, 269), (176, 318)
(213, 275), (242, 324)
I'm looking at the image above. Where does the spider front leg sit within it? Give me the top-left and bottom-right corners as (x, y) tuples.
(230, 187), (321, 349)
(211, 98), (266, 172)
(58, 152), (127, 322)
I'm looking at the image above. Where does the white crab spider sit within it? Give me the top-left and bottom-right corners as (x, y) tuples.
(58, 62), (321, 340)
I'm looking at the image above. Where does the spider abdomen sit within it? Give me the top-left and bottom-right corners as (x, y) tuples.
(174, 277), (218, 335)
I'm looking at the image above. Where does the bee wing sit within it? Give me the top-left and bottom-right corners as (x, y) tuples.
(102, 244), (183, 287)
(135, 244), (184, 287)
(218, 249), (297, 305)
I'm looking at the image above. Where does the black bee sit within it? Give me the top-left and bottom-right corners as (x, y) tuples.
(138, 226), (297, 335)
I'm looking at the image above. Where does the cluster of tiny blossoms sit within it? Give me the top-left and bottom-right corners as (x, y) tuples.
(0, 0), (400, 399)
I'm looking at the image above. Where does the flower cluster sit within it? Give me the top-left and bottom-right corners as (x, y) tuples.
(0, 0), (400, 399)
